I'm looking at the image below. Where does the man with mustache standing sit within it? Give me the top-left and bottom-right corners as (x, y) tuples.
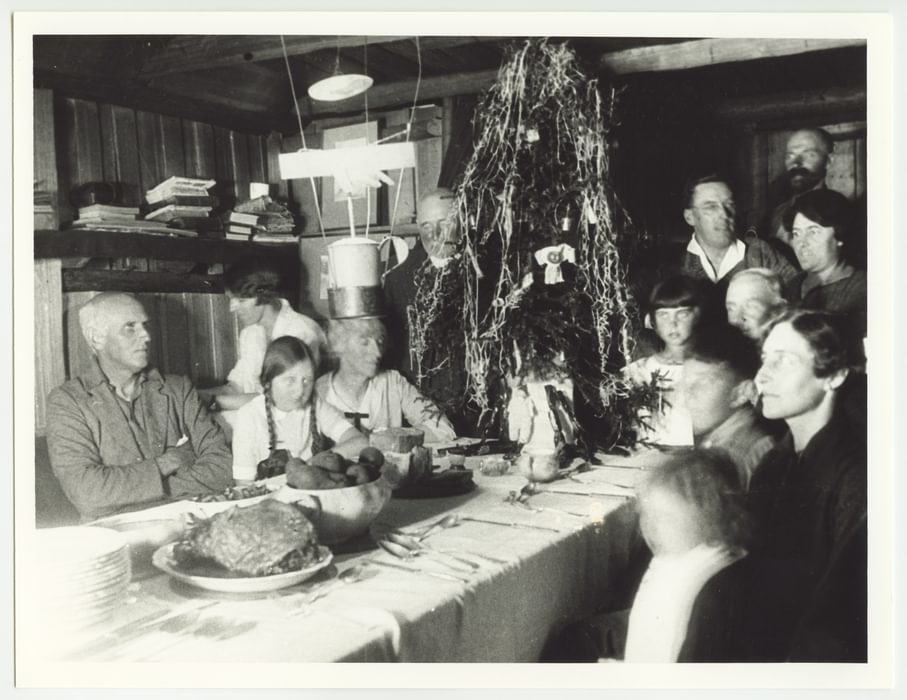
(383, 187), (477, 434)
(46, 293), (233, 520)
(383, 187), (461, 378)
(765, 128), (836, 262)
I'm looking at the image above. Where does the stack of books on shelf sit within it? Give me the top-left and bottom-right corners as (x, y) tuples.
(143, 176), (218, 235)
(224, 196), (298, 243)
(71, 204), (173, 234)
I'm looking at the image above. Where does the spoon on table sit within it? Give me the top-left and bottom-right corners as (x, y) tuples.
(445, 512), (562, 533)
(383, 531), (480, 571)
(377, 538), (475, 575)
(414, 513), (462, 540)
(383, 525), (508, 566)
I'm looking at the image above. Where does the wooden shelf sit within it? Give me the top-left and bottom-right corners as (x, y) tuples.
(34, 229), (298, 263)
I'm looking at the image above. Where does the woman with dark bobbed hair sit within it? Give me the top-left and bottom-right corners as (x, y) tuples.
(199, 259), (326, 430)
(784, 189), (866, 335)
(748, 309), (866, 661)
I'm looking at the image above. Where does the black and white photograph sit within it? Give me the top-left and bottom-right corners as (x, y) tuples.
(10, 9), (896, 691)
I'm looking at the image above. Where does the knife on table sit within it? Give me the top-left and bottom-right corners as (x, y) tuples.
(459, 515), (562, 533)
(371, 558), (470, 583)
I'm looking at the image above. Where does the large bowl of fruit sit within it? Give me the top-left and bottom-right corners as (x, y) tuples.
(273, 447), (393, 544)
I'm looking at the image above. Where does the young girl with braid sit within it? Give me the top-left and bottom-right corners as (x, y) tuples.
(231, 336), (367, 484)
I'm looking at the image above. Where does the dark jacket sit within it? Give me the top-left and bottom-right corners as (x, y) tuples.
(681, 235), (799, 289)
(745, 414), (867, 660)
(785, 268), (867, 339)
(46, 360), (233, 520)
(382, 243), (477, 435)
(382, 240), (429, 380)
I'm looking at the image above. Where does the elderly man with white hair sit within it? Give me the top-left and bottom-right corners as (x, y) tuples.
(724, 268), (788, 342)
(46, 292), (232, 521)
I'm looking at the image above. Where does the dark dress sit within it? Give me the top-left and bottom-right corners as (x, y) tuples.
(785, 268), (867, 339)
(745, 414), (867, 661)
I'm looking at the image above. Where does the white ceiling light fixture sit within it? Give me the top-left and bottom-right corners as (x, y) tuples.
(308, 73), (373, 102)
(307, 36), (373, 102)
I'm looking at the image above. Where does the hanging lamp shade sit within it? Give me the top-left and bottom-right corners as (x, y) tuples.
(307, 73), (373, 102)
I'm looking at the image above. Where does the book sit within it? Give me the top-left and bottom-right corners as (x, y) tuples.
(225, 232), (251, 241)
(147, 187), (215, 205)
(145, 205), (212, 222)
(69, 220), (177, 234)
(146, 176), (215, 196)
(225, 211), (260, 227)
(147, 195), (218, 209)
(227, 223), (254, 235)
(77, 213), (138, 223)
(251, 232), (298, 243)
(145, 176), (216, 205)
(80, 204), (140, 217)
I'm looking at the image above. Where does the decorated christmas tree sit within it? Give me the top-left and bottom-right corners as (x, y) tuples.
(410, 39), (642, 462)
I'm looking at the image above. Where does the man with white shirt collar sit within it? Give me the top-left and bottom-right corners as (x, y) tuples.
(680, 174), (797, 290)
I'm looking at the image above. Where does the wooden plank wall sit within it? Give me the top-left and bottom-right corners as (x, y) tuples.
(34, 94), (280, 433)
(740, 120), (867, 232)
(54, 95), (277, 223)
(35, 260), (67, 431)
(60, 292), (239, 390)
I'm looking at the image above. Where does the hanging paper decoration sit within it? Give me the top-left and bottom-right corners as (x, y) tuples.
(409, 39), (638, 446)
(534, 244), (575, 285)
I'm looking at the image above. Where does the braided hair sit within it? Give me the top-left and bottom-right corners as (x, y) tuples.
(259, 336), (323, 474)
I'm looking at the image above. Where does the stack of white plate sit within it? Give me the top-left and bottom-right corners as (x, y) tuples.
(35, 526), (131, 636)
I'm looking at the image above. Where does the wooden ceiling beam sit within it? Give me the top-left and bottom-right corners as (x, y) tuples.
(294, 67), (499, 121)
(138, 35), (408, 78)
(34, 70), (278, 134)
(600, 38), (866, 74)
(711, 86), (865, 125)
(372, 36), (505, 62)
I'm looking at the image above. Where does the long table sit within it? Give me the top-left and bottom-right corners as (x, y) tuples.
(28, 454), (658, 664)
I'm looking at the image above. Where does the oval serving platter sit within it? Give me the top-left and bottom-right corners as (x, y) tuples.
(152, 544), (333, 594)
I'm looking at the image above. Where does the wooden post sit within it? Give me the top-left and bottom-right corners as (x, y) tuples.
(34, 260), (67, 435)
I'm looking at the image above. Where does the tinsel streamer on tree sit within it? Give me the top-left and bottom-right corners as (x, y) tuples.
(410, 39), (639, 442)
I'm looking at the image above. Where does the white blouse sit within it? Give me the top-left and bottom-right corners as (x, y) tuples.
(227, 299), (326, 394)
(315, 370), (456, 443)
(624, 544), (743, 662)
(231, 394), (354, 482)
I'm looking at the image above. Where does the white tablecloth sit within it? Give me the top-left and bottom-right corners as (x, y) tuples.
(29, 453), (657, 664)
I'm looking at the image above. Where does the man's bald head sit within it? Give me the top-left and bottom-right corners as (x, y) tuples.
(417, 188), (460, 258)
(79, 293), (147, 354)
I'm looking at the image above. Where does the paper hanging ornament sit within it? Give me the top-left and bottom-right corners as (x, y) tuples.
(534, 243), (576, 285)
